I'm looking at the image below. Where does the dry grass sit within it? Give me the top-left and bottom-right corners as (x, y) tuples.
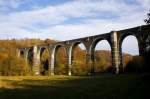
(0, 76), (82, 89)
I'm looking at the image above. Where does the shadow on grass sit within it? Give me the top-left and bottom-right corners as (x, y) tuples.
(0, 74), (150, 99)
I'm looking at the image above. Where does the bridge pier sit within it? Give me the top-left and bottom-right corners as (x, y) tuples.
(16, 49), (21, 58)
(86, 50), (94, 75)
(20, 48), (29, 64)
(50, 46), (55, 76)
(67, 46), (72, 76)
(83, 41), (94, 75)
(111, 31), (123, 74)
(86, 54), (93, 75)
(67, 56), (72, 76)
(32, 46), (40, 75)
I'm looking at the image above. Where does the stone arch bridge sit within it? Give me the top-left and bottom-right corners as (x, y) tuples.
(17, 25), (150, 75)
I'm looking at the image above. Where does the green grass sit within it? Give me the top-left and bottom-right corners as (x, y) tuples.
(0, 73), (150, 99)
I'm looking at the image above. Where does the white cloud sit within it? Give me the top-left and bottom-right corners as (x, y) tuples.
(137, 0), (150, 9)
(0, 0), (149, 55)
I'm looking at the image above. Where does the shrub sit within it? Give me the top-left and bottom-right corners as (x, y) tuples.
(125, 56), (145, 73)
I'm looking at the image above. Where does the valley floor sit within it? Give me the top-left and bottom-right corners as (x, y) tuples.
(0, 73), (150, 99)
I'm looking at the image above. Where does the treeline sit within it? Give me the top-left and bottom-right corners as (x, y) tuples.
(0, 39), (49, 76)
(0, 39), (145, 76)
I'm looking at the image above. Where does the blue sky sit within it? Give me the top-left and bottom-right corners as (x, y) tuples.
(0, 0), (150, 55)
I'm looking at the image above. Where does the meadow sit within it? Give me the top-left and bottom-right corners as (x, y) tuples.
(0, 73), (150, 99)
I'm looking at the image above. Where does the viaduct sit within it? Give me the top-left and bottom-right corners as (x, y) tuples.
(17, 25), (150, 75)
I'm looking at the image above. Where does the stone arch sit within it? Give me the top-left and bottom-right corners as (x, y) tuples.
(18, 49), (25, 58)
(51, 44), (67, 75)
(39, 47), (49, 56)
(39, 47), (50, 75)
(90, 37), (112, 52)
(69, 41), (87, 63)
(121, 35), (139, 55)
(119, 33), (139, 51)
(90, 37), (112, 73)
(69, 41), (87, 75)
(71, 41), (87, 52)
(120, 34), (140, 71)
(119, 33), (140, 56)
(118, 32), (141, 71)
(20, 50), (24, 57)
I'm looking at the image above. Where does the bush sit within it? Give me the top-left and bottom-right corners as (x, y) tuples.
(94, 58), (112, 73)
(125, 56), (145, 73)
(72, 61), (88, 75)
